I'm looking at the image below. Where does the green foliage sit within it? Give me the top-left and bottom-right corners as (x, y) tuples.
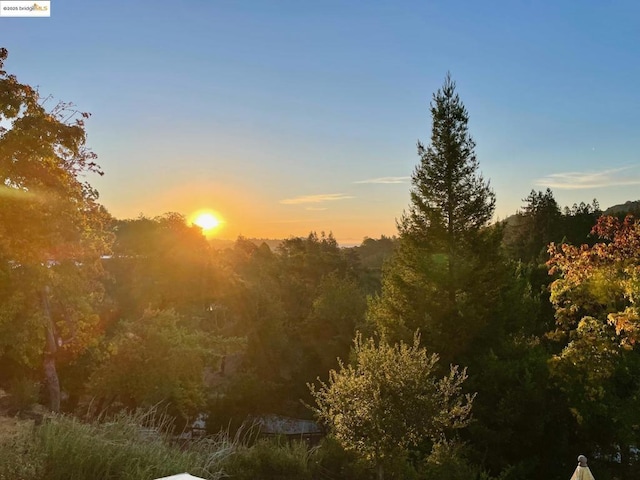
(465, 332), (573, 479)
(309, 435), (371, 480)
(420, 439), (480, 480)
(88, 309), (229, 420)
(221, 437), (313, 480)
(212, 232), (367, 422)
(502, 191), (601, 265)
(352, 236), (397, 293)
(503, 189), (562, 263)
(407, 73), (496, 242)
(206, 372), (284, 433)
(300, 274), (367, 383)
(6, 377), (40, 412)
(546, 215), (640, 474)
(369, 74), (499, 364)
(0, 418), (44, 480)
(0, 409), (232, 480)
(106, 214), (215, 319)
(0, 48), (113, 411)
(309, 332), (474, 479)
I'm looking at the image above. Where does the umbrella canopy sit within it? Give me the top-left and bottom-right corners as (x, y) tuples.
(569, 455), (595, 480)
(154, 474), (207, 480)
(569, 466), (595, 480)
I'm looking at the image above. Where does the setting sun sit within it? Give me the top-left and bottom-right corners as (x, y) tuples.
(192, 210), (223, 233)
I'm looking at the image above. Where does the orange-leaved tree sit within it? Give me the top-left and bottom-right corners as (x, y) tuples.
(547, 214), (640, 467)
(0, 48), (112, 411)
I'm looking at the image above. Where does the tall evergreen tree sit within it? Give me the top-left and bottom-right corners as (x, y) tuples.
(503, 189), (562, 263)
(369, 73), (498, 362)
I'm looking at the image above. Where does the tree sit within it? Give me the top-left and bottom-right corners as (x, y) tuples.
(87, 309), (232, 422)
(561, 199), (601, 247)
(352, 236), (397, 293)
(209, 232), (368, 423)
(407, 74), (495, 250)
(369, 73), (498, 362)
(546, 215), (640, 473)
(0, 48), (112, 410)
(503, 189), (562, 263)
(309, 333), (474, 480)
(299, 274), (367, 383)
(105, 213), (215, 320)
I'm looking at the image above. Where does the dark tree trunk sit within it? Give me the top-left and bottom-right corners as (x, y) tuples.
(41, 287), (61, 412)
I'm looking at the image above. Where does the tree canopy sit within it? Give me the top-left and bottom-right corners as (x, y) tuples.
(369, 73), (500, 363)
(0, 48), (112, 410)
(309, 333), (474, 480)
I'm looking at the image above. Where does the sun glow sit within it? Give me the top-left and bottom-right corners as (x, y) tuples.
(192, 210), (223, 234)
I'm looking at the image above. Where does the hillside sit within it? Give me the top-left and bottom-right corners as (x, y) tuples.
(604, 200), (640, 216)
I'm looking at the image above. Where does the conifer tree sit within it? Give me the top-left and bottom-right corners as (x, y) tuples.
(369, 73), (498, 362)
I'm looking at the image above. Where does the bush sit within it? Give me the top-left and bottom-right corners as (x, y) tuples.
(309, 436), (370, 480)
(419, 439), (480, 480)
(222, 437), (313, 480)
(6, 378), (40, 412)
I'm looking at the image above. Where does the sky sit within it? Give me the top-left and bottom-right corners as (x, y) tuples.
(3, 1), (640, 244)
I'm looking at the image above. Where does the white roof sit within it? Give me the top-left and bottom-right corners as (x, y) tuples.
(154, 474), (207, 480)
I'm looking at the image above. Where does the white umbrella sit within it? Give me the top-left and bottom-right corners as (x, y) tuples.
(569, 455), (595, 480)
(154, 474), (207, 480)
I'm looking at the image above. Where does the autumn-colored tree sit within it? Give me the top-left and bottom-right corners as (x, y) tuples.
(548, 215), (640, 346)
(547, 215), (640, 470)
(0, 48), (112, 410)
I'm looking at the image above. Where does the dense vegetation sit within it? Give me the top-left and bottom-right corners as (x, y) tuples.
(1, 49), (639, 479)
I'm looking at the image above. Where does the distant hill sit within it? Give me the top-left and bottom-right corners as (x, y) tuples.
(500, 199), (640, 226)
(603, 200), (640, 216)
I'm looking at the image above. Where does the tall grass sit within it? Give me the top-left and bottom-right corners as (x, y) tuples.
(0, 408), (234, 480)
(0, 417), (43, 480)
(0, 408), (330, 480)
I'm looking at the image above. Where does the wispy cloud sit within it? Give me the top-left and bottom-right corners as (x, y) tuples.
(535, 166), (640, 190)
(354, 176), (410, 184)
(280, 193), (354, 205)
(305, 207), (328, 211)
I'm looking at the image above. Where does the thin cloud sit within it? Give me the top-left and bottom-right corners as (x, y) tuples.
(354, 176), (411, 184)
(280, 193), (354, 205)
(535, 166), (640, 190)
(305, 207), (328, 211)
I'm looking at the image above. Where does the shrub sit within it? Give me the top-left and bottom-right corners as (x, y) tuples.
(222, 437), (313, 480)
(6, 378), (40, 412)
(309, 436), (370, 480)
(419, 439), (480, 480)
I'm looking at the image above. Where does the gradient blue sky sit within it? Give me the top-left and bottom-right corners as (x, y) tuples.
(3, 1), (640, 243)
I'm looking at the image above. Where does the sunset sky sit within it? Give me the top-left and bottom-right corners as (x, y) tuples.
(3, 1), (640, 244)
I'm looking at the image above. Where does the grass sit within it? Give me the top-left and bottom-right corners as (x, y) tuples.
(0, 406), (349, 480)
(0, 408), (233, 480)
